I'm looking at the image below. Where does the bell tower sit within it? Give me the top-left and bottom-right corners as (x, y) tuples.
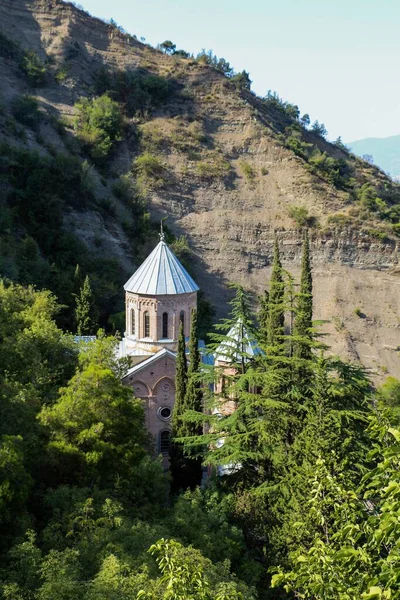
(122, 227), (199, 363)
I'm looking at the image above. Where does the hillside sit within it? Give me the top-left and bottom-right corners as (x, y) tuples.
(348, 134), (400, 179)
(0, 0), (399, 379)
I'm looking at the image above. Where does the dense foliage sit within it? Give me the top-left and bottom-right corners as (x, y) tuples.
(1, 228), (400, 598)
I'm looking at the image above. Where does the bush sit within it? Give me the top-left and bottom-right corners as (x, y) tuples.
(195, 155), (230, 180)
(308, 151), (352, 189)
(239, 160), (255, 181)
(20, 50), (47, 86)
(93, 67), (172, 116)
(55, 63), (69, 82)
(288, 205), (316, 228)
(11, 95), (41, 129)
(74, 94), (123, 161)
(133, 152), (168, 190)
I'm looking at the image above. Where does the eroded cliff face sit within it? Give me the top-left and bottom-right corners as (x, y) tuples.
(0, 0), (399, 379)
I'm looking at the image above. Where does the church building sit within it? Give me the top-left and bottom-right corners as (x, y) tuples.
(119, 230), (200, 456)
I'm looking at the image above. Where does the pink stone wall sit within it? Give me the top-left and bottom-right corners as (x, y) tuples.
(124, 353), (177, 454)
(125, 292), (197, 346)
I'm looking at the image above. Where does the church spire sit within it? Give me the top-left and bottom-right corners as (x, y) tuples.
(160, 220), (165, 242)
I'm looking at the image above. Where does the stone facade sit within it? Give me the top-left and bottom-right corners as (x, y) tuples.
(122, 349), (177, 460)
(124, 291), (197, 354)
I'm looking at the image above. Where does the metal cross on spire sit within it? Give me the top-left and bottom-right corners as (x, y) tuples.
(159, 219), (166, 242)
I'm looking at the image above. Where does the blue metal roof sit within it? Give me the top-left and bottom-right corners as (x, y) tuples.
(214, 318), (262, 363)
(124, 240), (200, 296)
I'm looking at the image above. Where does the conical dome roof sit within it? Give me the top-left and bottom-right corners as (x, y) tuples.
(124, 240), (199, 295)
(214, 318), (261, 363)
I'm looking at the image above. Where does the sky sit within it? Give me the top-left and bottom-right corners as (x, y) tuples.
(75, 0), (400, 142)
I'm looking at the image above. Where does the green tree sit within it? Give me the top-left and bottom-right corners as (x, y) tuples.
(74, 94), (123, 160)
(171, 311), (203, 492)
(266, 237), (285, 350)
(272, 419), (400, 599)
(159, 40), (176, 54)
(75, 275), (94, 336)
(293, 229), (313, 360)
(231, 70), (252, 90)
(170, 321), (188, 493)
(300, 113), (310, 128)
(141, 538), (256, 600)
(257, 290), (269, 347)
(0, 435), (32, 528)
(311, 120), (328, 138)
(379, 376), (400, 425)
(20, 51), (46, 86)
(38, 335), (147, 490)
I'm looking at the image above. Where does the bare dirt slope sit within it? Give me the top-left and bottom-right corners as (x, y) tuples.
(0, 0), (399, 380)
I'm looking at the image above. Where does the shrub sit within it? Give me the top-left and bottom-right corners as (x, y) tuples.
(327, 213), (353, 226)
(239, 160), (255, 182)
(261, 167), (269, 176)
(74, 94), (123, 161)
(133, 152), (168, 190)
(308, 151), (352, 189)
(55, 63), (70, 82)
(93, 67), (172, 116)
(20, 50), (47, 86)
(288, 205), (316, 228)
(11, 95), (41, 129)
(195, 155), (230, 180)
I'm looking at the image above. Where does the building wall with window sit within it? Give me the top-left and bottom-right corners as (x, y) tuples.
(123, 350), (177, 465)
(124, 291), (197, 352)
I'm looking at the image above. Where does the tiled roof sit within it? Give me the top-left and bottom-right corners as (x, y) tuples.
(124, 240), (199, 296)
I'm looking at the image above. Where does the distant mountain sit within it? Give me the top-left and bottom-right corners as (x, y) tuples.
(348, 135), (400, 179)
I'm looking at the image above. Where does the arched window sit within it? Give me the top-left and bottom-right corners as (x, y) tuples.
(162, 312), (168, 338)
(130, 308), (135, 336)
(160, 430), (171, 454)
(143, 311), (150, 338)
(179, 310), (185, 331)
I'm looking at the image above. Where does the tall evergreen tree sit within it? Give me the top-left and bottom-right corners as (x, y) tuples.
(185, 309), (203, 420)
(170, 321), (189, 493)
(75, 275), (94, 336)
(172, 321), (188, 435)
(294, 230), (313, 359)
(171, 311), (203, 492)
(257, 290), (269, 347)
(267, 237), (285, 349)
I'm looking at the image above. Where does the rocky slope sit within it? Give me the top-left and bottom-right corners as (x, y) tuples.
(0, 0), (399, 380)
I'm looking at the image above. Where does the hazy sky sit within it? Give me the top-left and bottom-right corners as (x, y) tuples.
(75, 0), (399, 142)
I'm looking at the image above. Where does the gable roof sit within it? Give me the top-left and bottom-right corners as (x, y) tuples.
(121, 348), (177, 380)
(124, 240), (199, 296)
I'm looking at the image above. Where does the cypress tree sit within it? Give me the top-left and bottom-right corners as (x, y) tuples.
(177, 310), (203, 490)
(75, 275), (93, 336)
(172, 321), (187, 436)
(267, 237), (285, 349)
(185, 309), (202, 417)
(257, 290), (269, 348)
(170, 320), (188, 493)
(294, 230), (313, 360)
